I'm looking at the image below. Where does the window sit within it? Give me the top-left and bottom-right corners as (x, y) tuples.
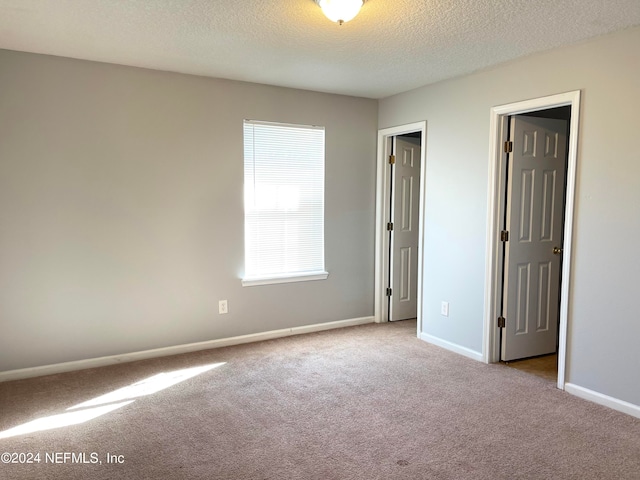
(242, 120), (328, 286)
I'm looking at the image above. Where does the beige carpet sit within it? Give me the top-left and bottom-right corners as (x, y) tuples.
(0, 320), (638, 479)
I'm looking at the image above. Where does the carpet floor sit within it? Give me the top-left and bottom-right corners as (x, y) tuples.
(0, 320), (638, 479)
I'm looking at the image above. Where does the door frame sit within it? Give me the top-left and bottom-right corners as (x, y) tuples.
(483, 91), (581, 390)
(374, 122), (427, 333)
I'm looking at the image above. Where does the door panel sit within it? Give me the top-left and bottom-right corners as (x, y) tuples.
(501, 116), (567, 361)
(390, 136), (421, 321)
(399, 247), (411, 301)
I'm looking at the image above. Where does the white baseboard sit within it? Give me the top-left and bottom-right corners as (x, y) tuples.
(565, 383), (640, 419)
(419, 332), (484, 362)
(0, 316), (374, 383)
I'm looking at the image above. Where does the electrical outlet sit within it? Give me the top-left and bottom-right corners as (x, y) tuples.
(218, 300), (228, 315)
(441, 301), (449, 317)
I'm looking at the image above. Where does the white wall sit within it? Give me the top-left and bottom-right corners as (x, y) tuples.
(0, 50), (378, 372)
(379, 26), (640, 407)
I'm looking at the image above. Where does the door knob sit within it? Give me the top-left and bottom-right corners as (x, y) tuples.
(553, 247), (563, 255)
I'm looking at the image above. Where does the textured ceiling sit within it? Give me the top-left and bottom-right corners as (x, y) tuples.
(1, 0), (640, 99)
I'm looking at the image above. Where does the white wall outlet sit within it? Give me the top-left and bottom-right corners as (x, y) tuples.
(218, 300), (228, 315)
(441, 301), (449, 317)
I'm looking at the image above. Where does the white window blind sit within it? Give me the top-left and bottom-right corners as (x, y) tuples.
(243, 120), (327, 286)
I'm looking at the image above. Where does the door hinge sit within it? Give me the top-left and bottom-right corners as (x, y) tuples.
(500, 230), (509, 242)
(389, 154), (396, 165)
(497, 316), (506, 328)
(387, 222), (394, 231)
(386, 287), (392, 297)
(504, 141), (513, 153)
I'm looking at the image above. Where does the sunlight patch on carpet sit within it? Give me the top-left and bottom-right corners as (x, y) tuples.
(68, 363), (225, 410)
(0, 401), (133, 439)
(0, 362), (225, 439)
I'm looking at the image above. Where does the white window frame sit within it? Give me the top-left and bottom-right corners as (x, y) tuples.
(242, 120), (329, 287)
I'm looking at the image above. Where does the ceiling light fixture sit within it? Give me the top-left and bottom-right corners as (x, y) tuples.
(315, 0), (365, 26)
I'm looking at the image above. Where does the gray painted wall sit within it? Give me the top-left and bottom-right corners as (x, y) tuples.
(379, 26), (640, 406)
(0, 50), (378, 371)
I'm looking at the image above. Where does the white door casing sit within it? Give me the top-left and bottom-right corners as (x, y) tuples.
(501, 115), (568, 361)
(374, 121), (426, 332)
(390, 136), (421, 321)
(484, 90), (581, 391)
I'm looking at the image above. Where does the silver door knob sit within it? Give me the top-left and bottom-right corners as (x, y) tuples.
(553, 247), (563, 255)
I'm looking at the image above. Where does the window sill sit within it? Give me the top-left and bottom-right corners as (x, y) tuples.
(242, 271), (329, 287)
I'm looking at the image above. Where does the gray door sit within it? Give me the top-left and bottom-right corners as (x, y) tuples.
(501, 115), (568, 361)
(390, 136), (421, 321)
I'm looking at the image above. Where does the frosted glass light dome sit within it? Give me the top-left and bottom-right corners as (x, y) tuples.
(316, 0), (364, 25)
